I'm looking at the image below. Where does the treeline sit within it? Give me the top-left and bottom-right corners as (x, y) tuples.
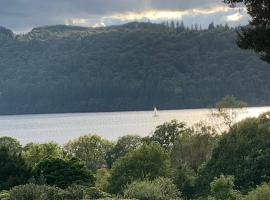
(1, 111), (270, 199)
(0, 22), (269, 114)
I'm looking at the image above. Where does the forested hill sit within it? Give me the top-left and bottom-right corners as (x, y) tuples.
(0, 22), (269, 115)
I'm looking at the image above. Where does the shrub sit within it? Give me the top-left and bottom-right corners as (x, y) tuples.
(244, 183), (270, 200)
(124, 177), (182, 200)
(108, 143), (171, 194)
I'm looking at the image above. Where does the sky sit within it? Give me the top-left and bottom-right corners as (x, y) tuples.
(0, 0), (249, 33)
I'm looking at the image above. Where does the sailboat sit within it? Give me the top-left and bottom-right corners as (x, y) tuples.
(154, 107), (158, 117)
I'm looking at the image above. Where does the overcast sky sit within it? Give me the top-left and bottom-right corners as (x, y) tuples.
(0, 0), (249, 33)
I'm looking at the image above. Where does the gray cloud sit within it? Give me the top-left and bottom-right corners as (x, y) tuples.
(0, 0), (248, 32)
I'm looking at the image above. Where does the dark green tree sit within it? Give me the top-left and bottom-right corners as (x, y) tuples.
(35, 158), (95, 189)
(0, 147), (32, 190)
(224, 0), (270, 62)
(174, 166), (197, 199)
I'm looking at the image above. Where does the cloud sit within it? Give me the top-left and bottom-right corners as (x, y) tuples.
(226, 12), (243, 22)
(0, 0), (249, 32)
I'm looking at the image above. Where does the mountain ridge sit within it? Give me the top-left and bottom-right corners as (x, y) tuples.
(0, 22), (269, 114)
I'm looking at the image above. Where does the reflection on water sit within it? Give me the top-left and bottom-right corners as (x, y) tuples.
(0, 106), (269, 145)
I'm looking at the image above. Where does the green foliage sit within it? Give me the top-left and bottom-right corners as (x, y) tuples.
(174, 166), (197, 199)
(244, 183), (270, 200)
(23, 142), (65, 168)
(34, 158), (95, 189)
(0, 137), (22, 155)
(107, 135), (142, 168)
(171, 123), (218, 171)
(95, 168), (111, 191)
(0, 191), (9, 200)
(7, 184), (111, 200)
(211, 96), (248, 130)
(108, 143), (171, 194)
(124, 177), (182, 200)
(64, 134), (113, 172)
(0, 23), (269, 115)
(0, 147), (32, 191)
(207, 175), (242, 200)
(198, 113), (270, 194)
(224, 0), (270, 62)
(8, 184), (63, 200)
(150, 120), (186, 150)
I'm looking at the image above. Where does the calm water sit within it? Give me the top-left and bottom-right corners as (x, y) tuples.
(0, 107), (269, 145)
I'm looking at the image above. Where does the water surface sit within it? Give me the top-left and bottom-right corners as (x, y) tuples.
(0, 107), (269, 145)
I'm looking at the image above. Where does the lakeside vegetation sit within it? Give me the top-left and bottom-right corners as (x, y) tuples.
(1, 106), (270, 199)
(0, 0), (270, 200)
(0, 21), (270, 115)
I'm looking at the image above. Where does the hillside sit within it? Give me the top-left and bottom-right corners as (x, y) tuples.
(0, 22), (269, 114)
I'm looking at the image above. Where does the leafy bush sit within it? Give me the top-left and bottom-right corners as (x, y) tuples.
(244, 183), (270, 200)
(95, 168), (111, 191)
(207, 175), (242, 200)
(108, 143), (171, 194)
(124, 177), (182, 200)
(0, 191), (9, 200)
(9, 184), (63, 200)
(8, 184), (112, 200)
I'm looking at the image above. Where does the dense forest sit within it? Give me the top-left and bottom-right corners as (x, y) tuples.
(0, 22), (270, 114)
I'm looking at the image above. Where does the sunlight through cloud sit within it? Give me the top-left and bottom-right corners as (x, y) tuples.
(226, 12), (243, 22)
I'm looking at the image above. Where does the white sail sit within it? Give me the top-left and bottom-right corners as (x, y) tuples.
(154, 107), (158, 117)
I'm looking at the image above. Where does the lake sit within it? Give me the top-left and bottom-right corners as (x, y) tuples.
(0, 106), (269, 145)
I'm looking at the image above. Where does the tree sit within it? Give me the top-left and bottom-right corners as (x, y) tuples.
(224, 0), (270, 62)
(95, 168), (111, 191)
(208, 175), (242, 200)
(174, 166), (197, 199)
(0, 137), (22, 155)
(124, 177), (182, 200)
(179, 21), (185, 31)
(23, 142), (65, 168)
(208, 22), (215, 30)
(106, 135), (143, 168)
(64, 134), (113, 172)
(198, 113), (270, 194)
(0, 147), (32, 190)
(108, 143), (171, 194)
(244, 183), (270, 200)
(210, 96), (247, 131)
(34, 158), (95, 189)
(149, 120), (186, 151)
(171, 123), (218, 171)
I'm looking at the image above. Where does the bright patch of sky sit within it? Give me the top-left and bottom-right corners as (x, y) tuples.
(0, 0), (249, 33)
